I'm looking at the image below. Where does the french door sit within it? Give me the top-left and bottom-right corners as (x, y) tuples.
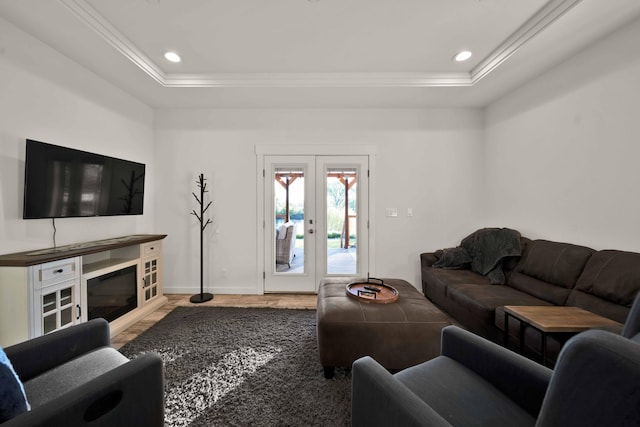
(263, 155), (369, 293)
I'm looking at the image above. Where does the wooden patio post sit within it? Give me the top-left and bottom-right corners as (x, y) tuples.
(285, 176), (290, 223)
(343, 176), (350, 248)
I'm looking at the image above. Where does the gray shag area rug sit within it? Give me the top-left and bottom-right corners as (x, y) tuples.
(119, 306), (351, 427)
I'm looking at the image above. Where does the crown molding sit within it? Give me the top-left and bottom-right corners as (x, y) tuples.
(58, 0), (582, 89)
(58, 0), (166, 84)
(161, 72), (472, 88)
(471, 0), (582, 84)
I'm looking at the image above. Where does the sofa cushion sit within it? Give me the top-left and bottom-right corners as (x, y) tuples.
(509, 240), (594, 297)
(23, 347), (128, 408)
(447, 284), (552, 326)
(566, 290), (631, 324)
(422, 266), (490, 303)
(514, 240), (594, 287)
(424, 267), (491, 289)
(395, 356), (535, 427)
(508, 272), (573, 306)
(574, 250), (640, 307)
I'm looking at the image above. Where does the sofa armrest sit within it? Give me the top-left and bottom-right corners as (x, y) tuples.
(5, 353), (164, 427)
(352, 356), (451, 427)
(537, 330), (640, 426)
(441, 326), (551, 417)
(420, 252), (438, 269)
(5, 319), (110, 381)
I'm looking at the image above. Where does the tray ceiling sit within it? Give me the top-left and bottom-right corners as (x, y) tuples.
(1, 0), (639, 108)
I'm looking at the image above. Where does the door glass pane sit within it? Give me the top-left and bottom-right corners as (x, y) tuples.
(326, 168), (357, 274)
(274, 168), (304, 274)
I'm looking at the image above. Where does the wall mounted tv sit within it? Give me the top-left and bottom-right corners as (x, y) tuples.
(23, 139), (146, 219)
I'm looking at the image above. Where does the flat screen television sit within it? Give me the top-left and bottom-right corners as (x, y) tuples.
(23, 139), (145, 219)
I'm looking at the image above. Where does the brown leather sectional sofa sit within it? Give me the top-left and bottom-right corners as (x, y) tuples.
(421, 236), (640, 363)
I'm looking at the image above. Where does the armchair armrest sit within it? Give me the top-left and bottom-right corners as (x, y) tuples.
(537, 330), (640, 426)
(622, 291), (640, 340)
(352, 356), (451, 427)
(441, 326), (552, 417)
(4, 353), (164, 427)
(5, 319), (110, 381)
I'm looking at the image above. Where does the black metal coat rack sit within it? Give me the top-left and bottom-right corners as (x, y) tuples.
(190, 173), (214, 303)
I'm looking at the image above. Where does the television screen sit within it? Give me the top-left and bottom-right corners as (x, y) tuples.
(23, 139), (145, 219)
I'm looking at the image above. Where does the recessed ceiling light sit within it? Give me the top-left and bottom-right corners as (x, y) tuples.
(453, 50), (473, 62)
(164, 51), (181, 63)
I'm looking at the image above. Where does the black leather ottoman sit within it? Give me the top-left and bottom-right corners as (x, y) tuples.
(317, 277), (451, 378)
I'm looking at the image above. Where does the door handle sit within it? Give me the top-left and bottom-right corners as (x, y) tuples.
(308, 229), (314, 234)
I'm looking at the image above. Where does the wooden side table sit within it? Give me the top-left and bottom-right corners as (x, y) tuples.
(503, 305), (622, 366)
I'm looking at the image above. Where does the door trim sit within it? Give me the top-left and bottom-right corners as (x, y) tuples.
(256, 144), (377, 156)
(255, 144), (377, 294)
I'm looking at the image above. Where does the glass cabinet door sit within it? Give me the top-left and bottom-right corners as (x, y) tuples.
(41, 282), (78, 335)
(143, 258), (159, 303)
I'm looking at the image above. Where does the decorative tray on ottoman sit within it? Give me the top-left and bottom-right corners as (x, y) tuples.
(346, 277), (399, 304)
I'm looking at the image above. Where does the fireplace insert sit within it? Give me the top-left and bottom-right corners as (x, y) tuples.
(87, 264), (137, 322)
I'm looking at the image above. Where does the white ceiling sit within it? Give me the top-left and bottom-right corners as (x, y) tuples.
(1, 0), (640, 108)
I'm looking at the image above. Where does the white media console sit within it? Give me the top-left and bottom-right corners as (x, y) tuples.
(0, 234), (167, 347)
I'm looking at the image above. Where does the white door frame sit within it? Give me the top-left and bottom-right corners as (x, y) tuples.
(255, 144), (377, 294)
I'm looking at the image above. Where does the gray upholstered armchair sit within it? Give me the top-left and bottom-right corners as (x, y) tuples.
(276, 221), (297, 268)
(352, 292), (640, 427)
(3, 318), (164, 426)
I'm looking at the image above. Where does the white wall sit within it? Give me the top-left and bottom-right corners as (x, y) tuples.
(0, 14), (485, 295)
(0, 18), (155, 254)
(10, 10), (637, 297)
(484, 17), (640, 251)
(154, 108), (484, 294)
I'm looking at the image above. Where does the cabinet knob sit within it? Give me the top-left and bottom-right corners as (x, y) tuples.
(54, 269), (64, 274)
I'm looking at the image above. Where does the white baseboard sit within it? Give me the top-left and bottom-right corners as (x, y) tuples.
(163, 285), (263, 295)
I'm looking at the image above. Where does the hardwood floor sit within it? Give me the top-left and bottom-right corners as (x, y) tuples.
(111, 294), (318, 350)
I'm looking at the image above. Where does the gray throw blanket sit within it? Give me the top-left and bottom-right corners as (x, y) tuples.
(461, 228), (522, 284)
(433, 247), (471, 270)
